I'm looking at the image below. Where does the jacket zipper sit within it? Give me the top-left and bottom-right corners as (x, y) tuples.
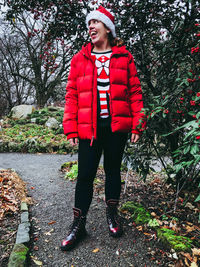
(91, 56), (96, 146)
(90, 68), (94, 147)
(109, 54), (113, 132)
(90, 135), (94, 146)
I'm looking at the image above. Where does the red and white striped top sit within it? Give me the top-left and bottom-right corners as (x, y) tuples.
(91, 50), (112, 119)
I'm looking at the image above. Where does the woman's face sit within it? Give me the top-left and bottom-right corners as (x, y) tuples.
(88, 19), (110, 47)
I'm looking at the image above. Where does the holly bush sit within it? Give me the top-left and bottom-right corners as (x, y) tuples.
(116, 1), (200, 191)
(124, 17), (200, 191)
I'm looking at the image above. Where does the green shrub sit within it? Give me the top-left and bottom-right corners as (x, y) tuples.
(1, 123), (75, 154)
(64, 163), (78, 181)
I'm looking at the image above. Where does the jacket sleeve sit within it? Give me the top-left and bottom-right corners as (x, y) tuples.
(63, 55), (78, 139)
(127, 52), (146, 134)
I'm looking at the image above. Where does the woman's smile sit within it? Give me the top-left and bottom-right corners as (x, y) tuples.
(90, 30), (98, 39)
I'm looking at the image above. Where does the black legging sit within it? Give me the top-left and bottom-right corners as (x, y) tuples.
(75, 126), (128, 216)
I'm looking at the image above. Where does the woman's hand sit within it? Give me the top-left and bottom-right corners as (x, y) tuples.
(131, 133), (140, 143)
(69, 138), (79, 146)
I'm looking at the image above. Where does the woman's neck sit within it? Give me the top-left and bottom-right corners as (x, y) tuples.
(92, 41), (112, 53)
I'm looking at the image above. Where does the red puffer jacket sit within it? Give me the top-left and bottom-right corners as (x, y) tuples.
(63, 42), (146, 141)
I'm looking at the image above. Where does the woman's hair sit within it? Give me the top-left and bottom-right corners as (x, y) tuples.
(108, 32), (124, 47)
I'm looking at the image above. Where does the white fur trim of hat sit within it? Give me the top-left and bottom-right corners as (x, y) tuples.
(86, 5), (116, 38)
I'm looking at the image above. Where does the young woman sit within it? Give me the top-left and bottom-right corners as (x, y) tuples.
(61, 6), (145, 251)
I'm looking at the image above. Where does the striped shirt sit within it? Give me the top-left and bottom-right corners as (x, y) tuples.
(91, 50), (112, 119)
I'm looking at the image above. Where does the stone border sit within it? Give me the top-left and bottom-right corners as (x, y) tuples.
(8, 202), (30, 267)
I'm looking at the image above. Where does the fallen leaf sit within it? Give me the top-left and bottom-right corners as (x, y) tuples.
(184, 257), (190, 266)
(143, 232), (152, 236)
(181, 253), (193, 262)
(185, 202), (195, 210)
(4, 203), (18, 212)
(136, 225), (143, 231)
(0, 169), (31, 220)
(190, 262), (198, 267)
(150, 178), (161, 185)
(92, 248), (100, 253)
(33, 259), (43, 266)
(48, 221), (56, 225)
(185, 225), (196, 233)
(156, 219), (163, 225)
(192, 248), (200, 256)
(169, 221), (180, 232)
(44, 229), (54, 235)
(31, 256), (43, 266)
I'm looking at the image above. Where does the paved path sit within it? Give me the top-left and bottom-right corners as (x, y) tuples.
(0, 153), (157, 267)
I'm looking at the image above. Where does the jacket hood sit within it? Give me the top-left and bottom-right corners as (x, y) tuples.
(80, 42), (129, 58)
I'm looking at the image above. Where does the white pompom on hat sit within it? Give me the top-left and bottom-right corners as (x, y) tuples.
(86, 5), (116, 38)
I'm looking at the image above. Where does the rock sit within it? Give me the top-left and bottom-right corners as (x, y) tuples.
(8, 244), (29, 267)
(16, 222), (31, 244)
(21, 202), (28, 212)
(31, 118), (37, 123)
(21, 212), (29, 223)
(45, 117), (59, 129)
(11, 105), (35, 119)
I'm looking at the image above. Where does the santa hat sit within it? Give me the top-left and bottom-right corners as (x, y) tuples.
(86, 6), (116, 38)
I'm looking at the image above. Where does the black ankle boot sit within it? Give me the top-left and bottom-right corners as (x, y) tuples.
(106, 199), (123, 237)
(61, 208), (87, 251)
